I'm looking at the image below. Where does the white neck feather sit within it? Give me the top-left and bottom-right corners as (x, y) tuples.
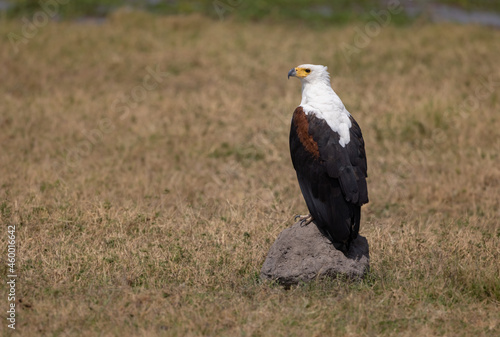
(299, 77), (352, 147)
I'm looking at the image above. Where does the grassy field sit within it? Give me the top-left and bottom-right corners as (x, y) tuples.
(1, 11), (499, 336)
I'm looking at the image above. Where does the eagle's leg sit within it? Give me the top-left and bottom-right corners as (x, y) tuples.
(295, 214), (314, 227)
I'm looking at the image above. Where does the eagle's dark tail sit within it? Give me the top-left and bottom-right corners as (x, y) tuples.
(350, 205), (361, 242)
(319, 203), (361, 255)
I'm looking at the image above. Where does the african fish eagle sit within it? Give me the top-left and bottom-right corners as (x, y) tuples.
(288, 64), (368, 253)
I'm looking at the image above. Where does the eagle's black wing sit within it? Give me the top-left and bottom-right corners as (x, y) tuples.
(289, 107), (368, 251)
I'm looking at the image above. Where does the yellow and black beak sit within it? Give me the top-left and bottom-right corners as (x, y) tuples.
(288, 68), (297, 79)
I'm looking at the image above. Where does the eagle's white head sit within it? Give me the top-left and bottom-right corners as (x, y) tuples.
(288, 64), (352, 147)
(287, 64), (330, 85)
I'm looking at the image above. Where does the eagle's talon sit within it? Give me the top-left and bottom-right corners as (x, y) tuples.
(295, 214), (314, 227)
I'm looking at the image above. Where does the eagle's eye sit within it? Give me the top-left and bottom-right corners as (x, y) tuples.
(305, 69), (311, 73)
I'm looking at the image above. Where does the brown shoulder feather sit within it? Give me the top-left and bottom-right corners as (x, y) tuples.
(292, 107), (320, 159)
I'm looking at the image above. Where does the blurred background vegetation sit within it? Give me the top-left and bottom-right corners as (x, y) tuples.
(2, 0), (500, 25)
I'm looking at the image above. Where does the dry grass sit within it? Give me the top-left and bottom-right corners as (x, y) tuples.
(0, 12), (499, 336)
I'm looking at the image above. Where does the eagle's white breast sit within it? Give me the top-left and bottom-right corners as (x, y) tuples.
(300, 79), (351, 147)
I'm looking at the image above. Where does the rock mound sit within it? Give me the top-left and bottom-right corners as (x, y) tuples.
(261, 221), (369, 286)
